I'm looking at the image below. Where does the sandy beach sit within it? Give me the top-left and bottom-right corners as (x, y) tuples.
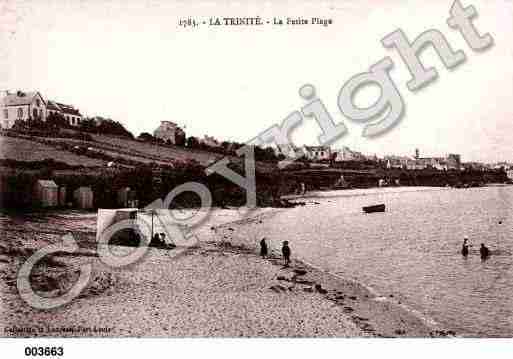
(0, 205), (454, 338)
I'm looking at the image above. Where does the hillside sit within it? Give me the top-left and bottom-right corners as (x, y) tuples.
(0, 131), (277, 172)
(0, 135), (106, 168)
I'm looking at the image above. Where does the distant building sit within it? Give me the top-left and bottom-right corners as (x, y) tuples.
(446, 154), (461, 170)
(405, 159), (424, 170)
(47, 100), (83, 126)
(491, 162), (512, 170)
(200, 135), (222, 148)
(0, 90), (84, 129)
(405, 149), (461, 171)
(385, 155), (411, 169)
(153, 121), (185, 145)
(302, 145), (331, 161)
(418, 157), (448, 171)
(1, 90), (47, 129)
(463, 162), (487, 171)
(334, 146), (366, 162)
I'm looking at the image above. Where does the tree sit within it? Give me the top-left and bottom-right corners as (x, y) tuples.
(96, 120), (134, 139)
(186, 136), (200, 149)
(79, 117), (97, 132)
(175, 130), (186, 146)
(46, 112), (68, 130)
(137, 132), (155, 142)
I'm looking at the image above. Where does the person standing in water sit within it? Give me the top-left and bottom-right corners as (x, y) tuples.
(282, 241), (291, 267)
(461, 237), (470, 257)
(260, 238), (268, 258)
(480, 243), (490, 259)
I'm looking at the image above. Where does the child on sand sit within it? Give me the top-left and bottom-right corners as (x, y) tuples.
(282, 241), (291, 267)
(480, 243), (490, 259)
(260, 238), (268, 258)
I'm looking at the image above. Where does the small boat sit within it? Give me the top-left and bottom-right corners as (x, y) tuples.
(363, 204), (386, 213)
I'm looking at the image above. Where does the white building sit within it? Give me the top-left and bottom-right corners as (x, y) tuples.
(385, 155), (411, 169)
(1, 91), (47, 129)
(302, 145), (331, 161)
(1, 90), (84, 129)
(200, 135), (222, 148)
(46, 100), (83, 126)
(334, 146), (366, 162)
(153, 121), (185, 144)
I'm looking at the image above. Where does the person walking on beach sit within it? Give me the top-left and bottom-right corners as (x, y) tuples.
(260, 238), (268, 258)
(282, 241), (291, 267)
(480, 243), (490, 260)
(461, 237), (470, 257)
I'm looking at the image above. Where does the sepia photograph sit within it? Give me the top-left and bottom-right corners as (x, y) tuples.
(1, 0), (512, 357)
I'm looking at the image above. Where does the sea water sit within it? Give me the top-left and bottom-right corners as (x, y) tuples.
(259, 186), (513, 337)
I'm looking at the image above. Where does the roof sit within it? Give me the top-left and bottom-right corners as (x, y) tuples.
(46, 100), (61, 111)
(45, 99), (82, 116)
(54, 102), (82, 116)
(36, 180), (58, 188)
(2, 91), (44, 107)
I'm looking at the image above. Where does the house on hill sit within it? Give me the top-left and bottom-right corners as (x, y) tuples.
(302, 145), (331, 162)
(1, 90), (47, 129)
(333, 146), (367, 162)
(200, 135), (222, 148)
(47, 100), (83, 126)
(1, 90), (84, 128)
(153, 121), (185, 145)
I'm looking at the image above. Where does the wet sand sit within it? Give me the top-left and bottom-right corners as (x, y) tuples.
(0, 208), (453, 337)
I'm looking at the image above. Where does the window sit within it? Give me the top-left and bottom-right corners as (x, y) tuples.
(3, 109), (7, 119)
(36, 99), (40, 107)
(17, 108), (23, 118)
(33, 108), (38, 118)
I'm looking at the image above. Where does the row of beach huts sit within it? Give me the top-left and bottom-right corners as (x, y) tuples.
(34, 179), (138, 209)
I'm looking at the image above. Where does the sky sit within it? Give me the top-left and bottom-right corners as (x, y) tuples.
(1, 0), (512, 163)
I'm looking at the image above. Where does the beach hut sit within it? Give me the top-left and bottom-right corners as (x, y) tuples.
(58, 186), (67, 207)
(117, 187), (138, 208)
(73, 186), (94, 209)
(34, 180), (58, 208)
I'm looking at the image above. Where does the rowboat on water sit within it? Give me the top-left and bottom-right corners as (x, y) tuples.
(362, 204), (386, 213)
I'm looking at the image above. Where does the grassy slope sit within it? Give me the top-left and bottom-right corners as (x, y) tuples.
(0, 135), (106, 167)
(91, 134), (224, 166)
(0, 132), (277, 173)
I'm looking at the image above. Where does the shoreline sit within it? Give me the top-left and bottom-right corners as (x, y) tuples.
(209, 209), (455, 338)
(0, 205), (456, 337)
(282, 183), (512, 201)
